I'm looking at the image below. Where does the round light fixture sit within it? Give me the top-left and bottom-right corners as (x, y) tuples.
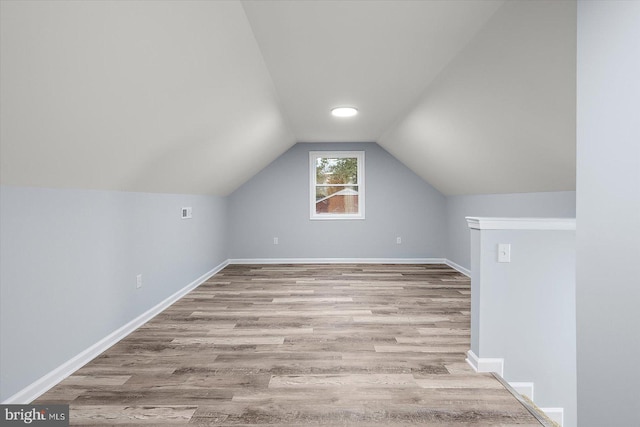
(331, 107), (358, 117)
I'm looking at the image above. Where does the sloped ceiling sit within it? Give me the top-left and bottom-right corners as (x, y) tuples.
(379, 0), (577, 195)
(0, 1), (294, 195)
(0, 0), (576, 196)
(241, 0), (504, 143)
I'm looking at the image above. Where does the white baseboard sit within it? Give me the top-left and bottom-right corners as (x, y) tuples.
(2, 260), (229, 404)
(468, 350), (562, 426)
(509, 382), (534, 400)
(465, 350), (504, 377)
(444, 259), (471, 277)
(540, 407), (563, 426)
(228, 258), (447, 265)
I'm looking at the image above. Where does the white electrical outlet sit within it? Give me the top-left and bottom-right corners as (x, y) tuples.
(136, 274), (143, 288)
(396, 237), (402, 244)
(498, 244), (511, 263)
(273, 237), (279, 245)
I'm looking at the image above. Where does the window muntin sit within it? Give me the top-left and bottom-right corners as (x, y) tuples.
(310, 151), (365, 220)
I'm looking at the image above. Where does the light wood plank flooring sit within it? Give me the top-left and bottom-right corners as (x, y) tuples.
(36, 264), (542, 426)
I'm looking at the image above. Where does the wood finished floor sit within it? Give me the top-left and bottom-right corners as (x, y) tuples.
(35, 264), (542, 426)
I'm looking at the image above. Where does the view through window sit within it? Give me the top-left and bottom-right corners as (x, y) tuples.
(309, 151), (365, 220)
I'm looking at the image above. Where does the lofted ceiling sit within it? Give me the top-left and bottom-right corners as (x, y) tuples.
(0, 0), (576, 196)
(241, 0), (504, 143)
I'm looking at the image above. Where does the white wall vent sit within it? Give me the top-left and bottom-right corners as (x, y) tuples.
(181, 207), (192, 219)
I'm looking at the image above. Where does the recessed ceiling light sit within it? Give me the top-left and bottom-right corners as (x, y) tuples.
(331, 107), (358, 117)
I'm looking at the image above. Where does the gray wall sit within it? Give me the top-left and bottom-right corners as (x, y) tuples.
(576, 1), (640, 425)
(228, 142), (447, 259)
(446, 192), (576, 270)
(0, 186), (228, 401)
(471, 227), (576, 427)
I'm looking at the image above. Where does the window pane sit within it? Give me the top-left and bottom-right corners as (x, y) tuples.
(316, 157), (358, 185)
(310, 151), (364, 220)
(315, 185), (347, 202)
(315, 185), (359, 214)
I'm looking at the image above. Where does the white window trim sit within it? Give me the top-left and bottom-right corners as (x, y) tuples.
(309, 151), (365, 220)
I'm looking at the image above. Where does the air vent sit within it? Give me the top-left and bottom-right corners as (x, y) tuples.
(181, 207), (192, 219)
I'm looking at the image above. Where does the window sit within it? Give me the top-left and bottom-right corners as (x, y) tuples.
(309, 151), (365, 220)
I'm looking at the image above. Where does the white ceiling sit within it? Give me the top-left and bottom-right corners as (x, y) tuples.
(0, 0), (576, 196)
(0, 1), (294, 195)
(241, 0), (504, 143)
(380, 0), (577, 195)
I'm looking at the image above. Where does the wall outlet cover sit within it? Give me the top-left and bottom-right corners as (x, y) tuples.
(498, 243), (511, 263)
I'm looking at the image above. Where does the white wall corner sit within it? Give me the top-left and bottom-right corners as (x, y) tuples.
(509, 382), (534, 401)
(1, 259), (229, 404)
(465, 350), (504, 377)
(540, 407), (564, 426)
(444, 259), (470, 277)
